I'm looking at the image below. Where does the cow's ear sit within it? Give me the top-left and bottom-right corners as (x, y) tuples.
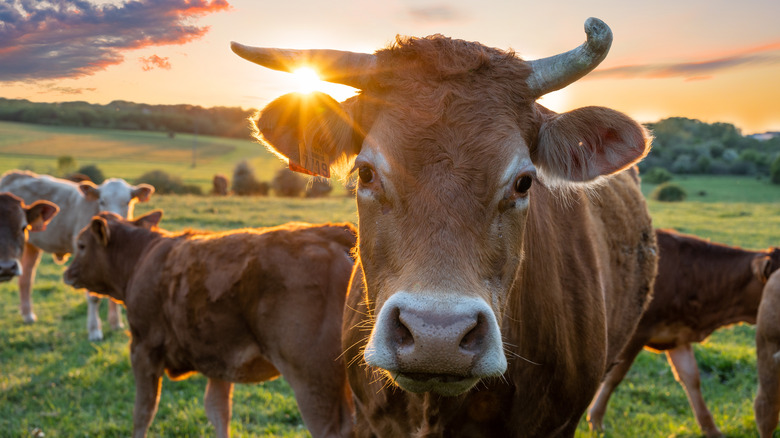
(131, 184), (155, 202)
(134, 210), (163, 229)
(753, 255), (773, 284)
(90, 217), (110, 246)
(254, 91), (363, 178)
(25, 200), (59, 232)
(533, 105), (651, 182)
(79, 181), (101, 201)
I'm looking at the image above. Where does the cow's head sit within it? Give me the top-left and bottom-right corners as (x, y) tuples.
(753, 248), (780, 284)
(79, 179), (155, 219)
(0, 193), (58, 282)
(64, 211), (162, 296)
(233, 18), (650, 395)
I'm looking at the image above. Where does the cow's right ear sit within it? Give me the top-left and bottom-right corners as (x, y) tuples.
(90, 217), (110, 246)
(134, 210), (163, 230)
(752, 255), (773, 284)
(79, 181), (100, 201)
(25, 200), (59, 232)
(254, 91), (364, 178)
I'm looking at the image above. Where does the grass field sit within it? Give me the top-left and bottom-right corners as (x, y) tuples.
(1, 121), (780, 437)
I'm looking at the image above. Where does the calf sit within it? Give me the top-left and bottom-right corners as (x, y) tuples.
(588, 228), (780, 437)
(756, 269), (780, 438)
(0, 170), (154, 340)
(0, 193), (59, 282)
(63, 212), (356, 438)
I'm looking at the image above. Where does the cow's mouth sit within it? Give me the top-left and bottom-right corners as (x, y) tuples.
(0, 273), (15, 282)
(393, 372), (480, 396)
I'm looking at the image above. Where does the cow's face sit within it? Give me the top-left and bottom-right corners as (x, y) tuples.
(79, 179), (155, 219)
(0, 194), (58, 282)
(234, 18), (650, 395)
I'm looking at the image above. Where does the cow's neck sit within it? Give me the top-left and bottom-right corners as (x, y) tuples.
(108, 226), (162, 301)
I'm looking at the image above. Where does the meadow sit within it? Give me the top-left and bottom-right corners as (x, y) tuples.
(1, 121), (779, 437)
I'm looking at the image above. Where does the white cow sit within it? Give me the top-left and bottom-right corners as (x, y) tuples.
(0, 170), (154, 341)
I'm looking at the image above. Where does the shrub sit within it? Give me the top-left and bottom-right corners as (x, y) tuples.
(651, 183), (687, 202)
(134, 170), (202, 195)
(76, 164), (105, 184)
(231, 161), (268, 196)
(272, 168), (306, 197)
(642, 167), (673, 184)
(305, 178), (332, 198)
(771, 155), (780, 185)
(57, 155), (77, 176)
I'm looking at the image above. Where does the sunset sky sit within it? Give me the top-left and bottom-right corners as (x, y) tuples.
(1, 0), (779, 134)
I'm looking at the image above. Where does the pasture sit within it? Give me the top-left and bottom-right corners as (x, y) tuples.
(1, 121), (780, 437)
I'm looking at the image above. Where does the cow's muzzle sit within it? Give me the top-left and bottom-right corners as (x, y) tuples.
(365, 291), (507, 396)
(0, 259), (21, 282)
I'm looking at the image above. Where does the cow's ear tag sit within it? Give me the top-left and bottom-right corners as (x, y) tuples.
(290, 140), (331, 178)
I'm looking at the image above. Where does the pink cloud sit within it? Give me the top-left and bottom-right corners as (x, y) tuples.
(140, 55), (172, 71)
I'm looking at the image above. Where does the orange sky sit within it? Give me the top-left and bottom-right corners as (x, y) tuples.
(1, 0), (779, 134)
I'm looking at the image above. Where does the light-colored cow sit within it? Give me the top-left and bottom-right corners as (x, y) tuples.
(0, 170), (154, 340)
(0, 192), (59, 282)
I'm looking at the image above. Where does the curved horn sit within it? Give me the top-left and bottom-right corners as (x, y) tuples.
(230, 42), (377, 89)
(526, 17), (613, 98)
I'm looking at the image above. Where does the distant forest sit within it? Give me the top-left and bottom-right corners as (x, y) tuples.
(1, 98), (779, 178)
(0, 98), (256, 139)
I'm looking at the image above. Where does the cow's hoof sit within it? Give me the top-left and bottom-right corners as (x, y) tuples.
(88, 330), (104, 342)
(22, 312), (37, 324)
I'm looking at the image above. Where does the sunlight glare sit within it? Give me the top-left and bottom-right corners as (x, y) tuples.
(293, 67), (322, 94)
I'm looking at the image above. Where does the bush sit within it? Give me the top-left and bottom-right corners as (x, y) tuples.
(305, 178), (333, 198)
(231, 161), (268, 196)
(272, 168), (306, 197)
(651, 183), (687, 202)
(134, 170), (202, 195)
(642, 167), (673, 184)
(76, 164), (105, 184)
(771, 155), (780, 185)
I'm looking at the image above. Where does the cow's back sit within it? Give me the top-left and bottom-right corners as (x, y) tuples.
(0, 170), (93, 255)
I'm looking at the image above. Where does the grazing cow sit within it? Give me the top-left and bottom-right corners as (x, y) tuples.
(232, 17), (658, 436)
(0, 170), (154, 340)
(63, 212), (356, 438)
(588, 229), (780, 437)
(755, 270), (780, 437)
(0, 193), (59, 282)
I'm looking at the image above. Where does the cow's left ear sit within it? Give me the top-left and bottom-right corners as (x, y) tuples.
(25, 200), (59, 232)
(752, 255), (773, 284)
(90, 217), (110, 246)
(131, 184), (155, 202)
(133, 210), (163, 229)
(79, 181), (101, 201)
(533, 105), (651, 182)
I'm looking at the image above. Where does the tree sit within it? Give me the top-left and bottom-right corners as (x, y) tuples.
(771, 155), (780, 185)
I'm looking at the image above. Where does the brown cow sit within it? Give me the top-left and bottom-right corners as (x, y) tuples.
(0, 193), (59, 282)
(755, 270), (780, 437)
(588, 229), (780, 437)
(232, 17), (657, 436)
(63, 212), (356, 438)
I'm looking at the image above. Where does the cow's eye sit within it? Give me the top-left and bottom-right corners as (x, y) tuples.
(514, 174), (533, 195)
(77, 243), (85, 251)
(358, 166), (374, 184)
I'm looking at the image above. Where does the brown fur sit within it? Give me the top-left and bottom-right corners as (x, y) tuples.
(589, 229), (780, 437)
(0, 193), (58, 282)
(252, 34), (656, 437)
(755, 270), (780, 437)
(63, 213), (356, 438)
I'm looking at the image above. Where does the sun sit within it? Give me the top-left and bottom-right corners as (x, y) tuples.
(293, 67), (322, 94)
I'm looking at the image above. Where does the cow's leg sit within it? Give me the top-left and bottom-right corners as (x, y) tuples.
(587, 336), (648, 432)
(204, 378), (233, 438)
(108, 300), (124, 330)
(755, 342), (780, 438)
(665, 344), (723, 438)
(86, 292), (104, 341)
(131, 342), (164, 438)
(18, 243), (42, 323)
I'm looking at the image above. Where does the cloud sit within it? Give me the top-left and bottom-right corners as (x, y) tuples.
(140, 55), (172, 71)
(589, 41), (780, 81)
(0, 0), (230, 82)
(38, 85), (97, 95)
(408, 5), (463, 24)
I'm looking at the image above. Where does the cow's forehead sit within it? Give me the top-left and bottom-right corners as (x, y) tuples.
(98, 179), (133, 199)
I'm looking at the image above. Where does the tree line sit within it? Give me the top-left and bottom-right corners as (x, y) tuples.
(0, 98), (256, 139)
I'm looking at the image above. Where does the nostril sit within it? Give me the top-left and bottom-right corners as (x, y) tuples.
(459, 313), (488, 353)
(390, 306), (414, 349)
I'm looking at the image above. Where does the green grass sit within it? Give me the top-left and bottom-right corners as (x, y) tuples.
(2, 121), (780, 437)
